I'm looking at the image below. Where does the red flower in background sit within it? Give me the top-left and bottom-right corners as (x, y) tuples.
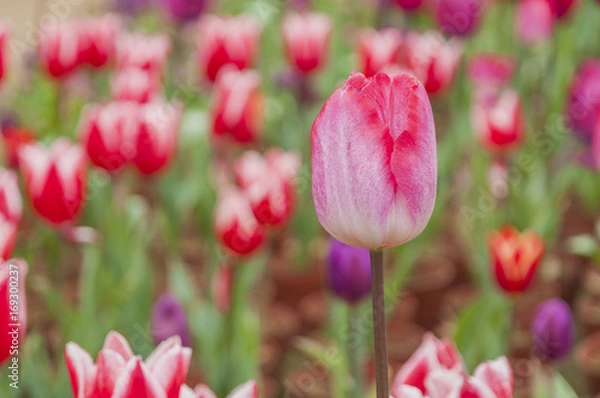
(549, 0), (578, 19)
(19, 139), (86, 225)
(1, 126), (36, 168)
(211, 68), (263, 144)
(78, 15), (121, 69)
(472, 89), (525, 155)
(39, 23), (81, 79)
(400, 31), (463, 96)
(281, 12), (333, 75)
(357, 28), (402, 78)
(214, 187), (264, 256)
(394, 0), (424, 12)
(0, 170), (22, 260)
(515, 0), (556, 46)
(0, 260), (27, 365)
(197, 15), (262, 83)
(489, 226), (545, 294)
(0, 23), (9, 84)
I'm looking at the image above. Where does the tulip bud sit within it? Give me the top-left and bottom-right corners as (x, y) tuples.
(197, 15), (262, 82)
(78, 15), (120, 69)
(566, 60), (600, 144)
(356, 28), (402, 78)
(281, 12), (333, 75)
(211, 68), (263, 144)
(0, 23), (9, 84)
(401, 31), (463, 96)
(532, 298), (574, 361)
(0, 259), (27, 365)
(472, 89), (525, 155)
(19, 139), (86, 225)
(214, 187), (264, 255)
(79, 102), (138, 173)
(515, 0), (556, 46)
(111, 68), (161, 103)
(39, 23), (81, 79)
(436, 0), (485, 37)
(151, 292), (192, 347)
(159, 0), (208, 23)
(311, 72), (437, 249)
(132, 100), (181, 176)
(326, 239), (371, 304)
(116, 33), (171, 79)
(488, 226), (544, 294)
(394, 0), (423, 12)
(548, 0), (578, 19)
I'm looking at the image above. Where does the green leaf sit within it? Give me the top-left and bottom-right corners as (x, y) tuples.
(533, 365), (579, 398)
(567, 234), (599, 257)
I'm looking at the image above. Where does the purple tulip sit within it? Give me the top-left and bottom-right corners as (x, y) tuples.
(114, 0), (153, 15)
(436, 0), (485, 37)
(151, 293), (192, 347)
(326, 239), (372, 304)
(531, 298), (574, 361)
(566, 60), (600, 144)
(158, 0), (208, 22)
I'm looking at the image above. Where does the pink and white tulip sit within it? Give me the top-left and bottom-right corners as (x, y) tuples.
(281, 12), (333, 75)
(515, 0), (556, 46)
(179, 380), (258, 398)
(0, 170), (22, 260)
(111, 68), (161, 103)
(78, 15), (121, 69)
(311, 72), (437, 249)
(39, 23), (81, 79)
(356, 29), (402, 78)
(116, 33), (171, 79)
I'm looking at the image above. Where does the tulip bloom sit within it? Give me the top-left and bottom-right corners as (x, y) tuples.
(197, 15), (262, 82)
(180, 380), (258, 398)
(151, 293), (192, 347)
(65, 331), (191, 398)
(281, 12), (333, 75)
(391, 333), (513, 397)
(0, 170), (22, 260)
(211, 68), (263, 144)
(549, 0), (578, 19)
(159, 0), (208, 23)
(401, 31), (463, 96)
(116, 33), (171, 79)
(0, 23), (9, 84)
(78, 15), (120, 69)
(311, 72), (437, 249)
(394, 0), (423, 12)
(0, 259), (27, 365)
(39, 23), (81, 79)
(436, 0), (485, 37)
(489, 226), (545, 294)
(515, 0), (556, 46)
(532, 298), (574, 361)
(326, 239), (372, 304)
(214, 187), (264, 256)
(472, 89), (525, 154)
(20, 139), (86, 225)
(357, 29), (402, 78)
(566, 60), (600, 143)
(467, 54), (515, 91)
(111, 68), (160, 103)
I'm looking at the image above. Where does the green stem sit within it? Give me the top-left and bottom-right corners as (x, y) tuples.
(370, 249), (389, 398)
(348, 305), (362, 398)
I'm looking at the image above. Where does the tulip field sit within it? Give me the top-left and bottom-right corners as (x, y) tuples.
(3, 0), (600, 396)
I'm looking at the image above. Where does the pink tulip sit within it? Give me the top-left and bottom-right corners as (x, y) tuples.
(566, 60), (600, 143)
(179, 381), (258, 398)
(116, 33), (171, 79)
(357, 29), (402, 78)
(394, 0), (424, 12)
(214, 187), (264, 255)
(467, 54), (515, 91)
(65, 331), (191, 398)
(79, 102), (138, 173)
(401, 31), (463, 96)
(111, 68), (161, 103)
(39, 23), (81, 79)
(19, 139), (86, 225)
(78, 15), (121, 69)
(472, 89), (525, 155)
(281, 12), (333, 75)
(211, 68), (263, 144)
(0, 170), (22, 260)
(0, 23), (9, 84)
(0, 259), (27, 365)
(311, 72), (437, 249)
(436, 0), (485, 37)
(515, 0), (556, 46)
(197, 15), (262, 82)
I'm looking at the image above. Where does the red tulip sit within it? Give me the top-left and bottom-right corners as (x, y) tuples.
(0, 216), (17, 261)
(79, 102), (138, 173)
(116, 33), (170, 79)
(0, 170), (22, 260)
(214, 187), (264, 256)
(131, 100), (181, 176)
(515, 0), (556, 46)
(1, 126), (36, 168)
(211, 68), (263, 144)
(180, 381), (258, 398)
(394, 0), (424, 12)
(467, 53), (515, 91)
(0, 23), (9, 84)
(566, 60), (600, 143)
(0, 259), (27, 366)
(401, 31), (463, 96)
(357, 28), (402, 78)
(197, 15), (262, 82)
(39, 23), (81, 79)
(78, 15), (121, 69)
(65, 331), (191, 398)
(111, 68), (160, 103)
(281, 12), (332, 75)
(19, 139), (86, 225)
(489, 226), (544, 294)
(472, 89), (525, 155)
(548, 0), (578, 18)
(436, 0), (485, 37)
(311, 72), (437, 249)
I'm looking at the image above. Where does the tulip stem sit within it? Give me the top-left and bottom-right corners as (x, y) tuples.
(370, 249), (389, 398)
(348, 305), (362, 398)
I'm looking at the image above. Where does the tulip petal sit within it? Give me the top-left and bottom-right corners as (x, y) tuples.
(227, 381), (258, 398)
(65, 342), (97, 398)
(96, 349), (127, 398)
(472, 357), (513, 398)
(103, 331), (134, 361)
(112, 357), (167, 398)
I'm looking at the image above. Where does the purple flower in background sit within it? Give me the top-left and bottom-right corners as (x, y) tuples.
(531, 298), (575, 361)
(326, 238), (372, 305)
(159, 0), (208, 22)
(115, 0), (153, 15)
(151, 292), (192, 347)
(436, 0), (485, 37)
(566, 60), (600, 144)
